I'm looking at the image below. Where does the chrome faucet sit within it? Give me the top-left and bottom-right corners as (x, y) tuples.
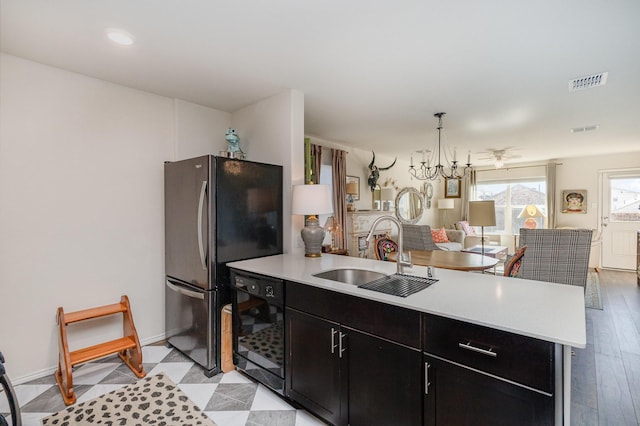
(366, 215), (413, 275)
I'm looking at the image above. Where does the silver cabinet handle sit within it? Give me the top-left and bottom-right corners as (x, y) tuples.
(331, 328), (338, 354)
(458, 341), (497, 357)
(339, 332), (346, 358)
(197, 180), (207, 271)
(425, 362), (431, 395)
(166, 280), (204, 300)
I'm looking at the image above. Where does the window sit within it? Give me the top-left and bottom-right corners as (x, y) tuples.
(609, 176), (640, 222)
(476, 180), (547, 234)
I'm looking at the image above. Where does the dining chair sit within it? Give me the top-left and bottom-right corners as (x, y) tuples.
(518, 228), (593, 289)
(503, 245), (527, 277)
(374, 236), (399, 261)
(401, 225), (442, 251)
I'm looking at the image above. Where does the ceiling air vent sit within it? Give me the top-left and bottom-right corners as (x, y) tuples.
(571, 125), (599, 133)
(569, 72), (608, 91)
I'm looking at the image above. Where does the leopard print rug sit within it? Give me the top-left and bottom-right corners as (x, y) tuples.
(42, 373), (215, 426)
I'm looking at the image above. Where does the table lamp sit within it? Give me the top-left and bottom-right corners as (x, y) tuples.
(346, 182), (358, 211)
(437, 198), (455, 226)
(380, 187), (395, 211)
(292, 184), (334, 257)
(468, 200), (496, 257)
(518, 204), (544, 229)
(323, 216), (341, 250)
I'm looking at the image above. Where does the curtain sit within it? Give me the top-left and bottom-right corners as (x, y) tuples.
(331, 148), (348, 249)
(311, 144), (323, 184)
(546, 162), (557, 228)
(461, 170), (477, 220)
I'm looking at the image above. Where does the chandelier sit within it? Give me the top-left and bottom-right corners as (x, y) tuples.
(408, 112), (472, 181)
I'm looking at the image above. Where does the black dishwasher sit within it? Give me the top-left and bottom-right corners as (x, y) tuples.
(230, 270), (285, 395)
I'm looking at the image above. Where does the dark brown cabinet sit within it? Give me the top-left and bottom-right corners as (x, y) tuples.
(286, 308), (344, 425)
(423, 313), (555, 426)
(285, 282), (422, 426)
(280, 278), (558, 426)
(424, 355), (553, 426)
(347, 327), (422, 426)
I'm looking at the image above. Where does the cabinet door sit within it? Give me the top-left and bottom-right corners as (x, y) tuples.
(424, 355), (553, 426)
(286, 308), (344, 425)
(347, 328), (422, 426)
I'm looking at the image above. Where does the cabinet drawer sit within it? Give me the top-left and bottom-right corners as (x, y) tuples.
(423, 313), (554, 393)
(287, 281), (421, 348)
(343, 296), (420, 348)
(286, 281), (346, 319)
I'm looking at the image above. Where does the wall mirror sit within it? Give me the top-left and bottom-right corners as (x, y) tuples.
(395, 187), (424, 224)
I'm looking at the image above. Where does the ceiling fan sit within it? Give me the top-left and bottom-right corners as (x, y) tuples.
(476, 147), (522, 169)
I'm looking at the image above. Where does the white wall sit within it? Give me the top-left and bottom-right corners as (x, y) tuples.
(0, 54), (303, 382)
(342, 147), (640, 234)
(174, 99), (231, 160)
(0, 54), (174, 381)
(555, 152), (640, 229)
(344, 146), (441, 226)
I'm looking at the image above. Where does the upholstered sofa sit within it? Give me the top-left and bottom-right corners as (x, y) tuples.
(402, 224), (464, 251)
(447, 221), (490, 249)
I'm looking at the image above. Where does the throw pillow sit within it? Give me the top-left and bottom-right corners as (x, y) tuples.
(431, 227), (450, 243)
(457, 220), (477, 236)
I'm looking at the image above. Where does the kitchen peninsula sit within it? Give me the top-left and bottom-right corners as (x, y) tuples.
(228, 254), (586, 426)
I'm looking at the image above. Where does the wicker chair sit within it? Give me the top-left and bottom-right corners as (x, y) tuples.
(401, 225), (442, 251)
(518, 228), (593, 289)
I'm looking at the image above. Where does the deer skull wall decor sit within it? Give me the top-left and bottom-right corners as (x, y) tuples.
(367, 152), (397, 192)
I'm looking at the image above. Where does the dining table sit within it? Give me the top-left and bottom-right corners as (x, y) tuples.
(387, 249), (500, 272)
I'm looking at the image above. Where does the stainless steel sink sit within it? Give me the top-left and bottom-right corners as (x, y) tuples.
(313, 268), (388, 285)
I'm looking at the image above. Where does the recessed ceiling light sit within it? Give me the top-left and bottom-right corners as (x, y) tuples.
(106, 28), (134, 46)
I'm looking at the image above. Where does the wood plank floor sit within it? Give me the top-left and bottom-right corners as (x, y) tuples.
(571, 269), (640, 426)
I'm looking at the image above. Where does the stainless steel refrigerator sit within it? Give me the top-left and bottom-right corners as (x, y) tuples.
(164, 155), (283, 376)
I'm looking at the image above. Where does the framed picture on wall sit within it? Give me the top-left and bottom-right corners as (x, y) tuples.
(562, 189), (587, 213)
(444, 178), (461, 198)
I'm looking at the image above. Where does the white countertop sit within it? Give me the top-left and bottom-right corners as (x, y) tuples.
(228, 254), (586, 348)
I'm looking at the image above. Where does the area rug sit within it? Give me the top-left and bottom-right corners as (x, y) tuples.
(585, 270), (603, 310)
(41, 372), (215, 426)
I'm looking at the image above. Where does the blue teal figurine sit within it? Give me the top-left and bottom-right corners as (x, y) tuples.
(225, 128), (240, 152)
(224, 128), (246, 159)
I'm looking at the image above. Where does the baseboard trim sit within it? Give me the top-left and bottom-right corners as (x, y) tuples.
(12, 333), (167, 385)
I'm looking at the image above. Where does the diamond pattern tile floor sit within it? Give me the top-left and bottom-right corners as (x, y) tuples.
(1, 345), (327, 426)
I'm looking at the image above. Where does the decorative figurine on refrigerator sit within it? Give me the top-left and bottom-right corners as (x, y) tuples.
(224, 128), (246, 159)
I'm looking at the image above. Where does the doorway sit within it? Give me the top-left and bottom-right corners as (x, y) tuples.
(600, 169), (640, 270)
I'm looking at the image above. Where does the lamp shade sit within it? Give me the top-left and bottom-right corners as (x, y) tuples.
(437, 199), (454, 210)
(380, 187), (395, 201)
(518, 204), (544, 229)
(346, 182), (358, 195)
(518, 204), (544, 218)
(468, 200), (496, 227)
(292, 184), (333, 216)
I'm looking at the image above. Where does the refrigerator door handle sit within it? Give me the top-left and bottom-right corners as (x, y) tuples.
(166, 280), (205, 300)
(197, 180), (208, 271)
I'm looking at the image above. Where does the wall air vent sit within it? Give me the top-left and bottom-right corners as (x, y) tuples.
(569, 72), (608, 91)
(570, 125), (599, 133)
